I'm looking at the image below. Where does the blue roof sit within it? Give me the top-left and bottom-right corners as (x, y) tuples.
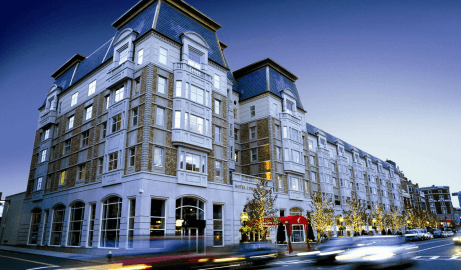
(54, 64), (77, 91)
(268, 68), (304, 110)
(235, 68), (267, 99)
(71, 38), (114, 85)
(156, 2), (224, 66)
(305, 122), (397, 172)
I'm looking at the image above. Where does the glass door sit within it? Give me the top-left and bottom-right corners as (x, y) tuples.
(182, 227), (205, 253)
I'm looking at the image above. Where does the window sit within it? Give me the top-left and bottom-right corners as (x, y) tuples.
(150, 199), (166, 248)
(286, 101), (293, 113)
(115, 87), (124, 103)
(153, 147), (163, 167)
(291, 225), (305, 243)
(175, 81), (182, 97)
(41, 149), (47, 162)
(174, 111), (181, 128)
(87, 204), (96, 247)
(50, 205), (65, 246)
(283, 126), (288, 138)
(291, 128), (299, 142)
(108, 152), (118, 171)
(36, 177), (43, 190)
(213, 205), (223, 246)
(68, 202), (85, 247)
(100, 197), (122, 248)
(54, 124), (59, 138)
(215, 161), (222, 178)
(234, 129), (239, 141)
(128, 199), (136, 248)
(60, 170), (67, 185)
(184, 152), (203, 172)
(320, 138), (326, 147)
(88, 80), (96, 96)
(134, 78), (141, 95)
(119, 47), (128, 64)
(309, 156), (315, 166)
(185, 83), (189, 98)
(159, 47), (167, 65)
(250, 106), (255, 117)
(175, 197), (205, 235)
(77, 164), (86, 180)
(112, 114), (122, 132)
(190, 115), (204, 134)
(81, 131), (89, 147)
(214, 99), (221, 114)
(250, 126), (256, 139)
(251, 149), (257, 162)
(292, 150), (301, 163)
(44, 129), (50, 140)
(85, 106), (93, 120)
(188, 50), (201, 68)
(191, 85), (204, 104)
(338, 147), (344, 156)
(98, 158), (104, 175)
(291, 177), (301, 191)
(214, 126), (221, 142)
(214, 74), (220, 89)
(318, 157), (323, 166)
(126, 148), (135, 168)
(71, 92), (78, 106)
(137, 49), (143, 65)
(157, 76), (166, 94)
(105, 95), (110, 110)
(276, 147), (282, 160)
(132, 108), (138, 127)
(68, 116), (74, 129)
(284, 148), (290, 161)
(275, 125), (280, 137)
(28, 209), (41, 245)
(234, 151), (239, 162)
(278, 175), (283, 189)
(101, 122), (107, 139)
(63, 139), (71, 155)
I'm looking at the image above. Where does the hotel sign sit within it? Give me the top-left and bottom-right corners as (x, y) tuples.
(234, 184), (255, 191)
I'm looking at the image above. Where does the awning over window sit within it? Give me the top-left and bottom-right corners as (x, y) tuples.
(280, 215), (309, 226)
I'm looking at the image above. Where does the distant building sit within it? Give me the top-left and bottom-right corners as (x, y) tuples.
(420, 185), (455, 223)
(0, 192), (26, 246)
(452, 191), (461, 209)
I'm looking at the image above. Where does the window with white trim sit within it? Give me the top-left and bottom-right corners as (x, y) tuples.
(132, 108), (138, 127)
(100, 197), (122, 248)
(175, 81), (182, 97)
(188, 50), (201, 69)
(68, 116), (74, 129)
(290, 177), (301, 191)
(88, 80), (96, 96)
(41, 149), (47, 162)
(112, 114), (122, 132)
(134, 78), (141, 95)
(108, 152), (118, 171)
(251, 149), (257, 162)
(159, 47), (167, 65)
(67, 202), (85, 247)
(128, 198), (135, 248)
(87, 204), (96, 247)
(250, 126), (256, 139)
(85, 106), (93, 120)
(153, 147), (163, 167)
(44, 129), (50, 140)
(105, 95), (110, 110)
(214, 99), (221, 115)
(250, 106), (255, 117)
(214, 74), (220, 89)
(310, 171), (316, 182)
(213, 205), (223, 246)
(157, 76), (166, 94)
(156, 107), (164, 126)
(215, 160), (222, 177)
(276, 147), (282, 160)
(129, 148), (136, 168)
(214, 126), (221, 142)
(190, 115), (204, 134)
(119, 46), (128, 64)
(174, 111), (181, 128)
(36, 177), (43, 190)
(71, 92), (78, 106)
(50, 205), (65, 246)
(77, 164), (86, 180)
(191, 85), (204, 104)
(115, 87), (124, 103)
(137, 49), (143, 65)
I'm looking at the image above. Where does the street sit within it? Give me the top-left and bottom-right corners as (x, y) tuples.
(1, 238), (460, 269)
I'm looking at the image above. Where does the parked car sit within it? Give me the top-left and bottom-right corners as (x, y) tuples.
(426, 232), (434, 239)
(442, 231), (449, 237)
(433, 230), (442, 238)
(447, 231), (454, 237)
(405, 230), (424, 241)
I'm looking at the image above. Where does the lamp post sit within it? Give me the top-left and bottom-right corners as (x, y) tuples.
(339, 216), (344, 237)
(240, 209), (249, 242)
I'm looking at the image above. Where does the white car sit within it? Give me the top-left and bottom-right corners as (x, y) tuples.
(405, 230), (424, 241)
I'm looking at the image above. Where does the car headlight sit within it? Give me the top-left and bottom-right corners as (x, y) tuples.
(319, 250), (345, 256)
(453, 237), (459, 241)
(336, 252), (365, 261)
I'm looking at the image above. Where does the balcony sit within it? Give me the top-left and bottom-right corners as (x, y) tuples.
(106, 60), (135, 89)
(39, 110), (57, 129)
(283, 161), (305, 175)
(31, 190), (44, 201)
(173, 62), (212, 82)
(289, 190), (304, 201)
(101, 170), (123, 187)
(177, 171), (207, 188)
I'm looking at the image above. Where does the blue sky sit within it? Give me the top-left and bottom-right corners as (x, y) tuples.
(0, 0), (460, 208)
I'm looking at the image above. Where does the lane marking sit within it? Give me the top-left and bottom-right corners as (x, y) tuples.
(27, 267), (59, 270)
(407, 243), (453, 254)
(0, 254), (58, 266)
(449, 256), (459, 260)
(429, 256), (440, 260)
(413, 256), (421, 259)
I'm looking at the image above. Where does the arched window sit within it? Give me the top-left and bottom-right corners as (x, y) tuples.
(100, 197), (122, 248)
(175, 197), (204, 222)
(175, 197), (205, 252)
(289, 207), (303, 216)
(28, 209), (41, 245)
(68, 202), (85, 247)
(50, 205), (65, 246)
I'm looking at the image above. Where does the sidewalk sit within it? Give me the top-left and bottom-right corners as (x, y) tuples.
(0, 245), (101, 262)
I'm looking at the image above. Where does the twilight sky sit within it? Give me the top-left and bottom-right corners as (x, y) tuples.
(0, 0), (460, 207)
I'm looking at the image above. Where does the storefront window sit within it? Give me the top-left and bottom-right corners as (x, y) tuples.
(213, 205), (223, 246)
(50, 205), (65, 246)
(291, 225), (305, 243)
(100, 197), (122, 248)
(68, 202), (85, 247)
(28, 209), (42, 245)
(150, 199), (165, 248)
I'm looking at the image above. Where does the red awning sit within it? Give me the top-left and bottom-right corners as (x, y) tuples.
(280, 215), (309, 226)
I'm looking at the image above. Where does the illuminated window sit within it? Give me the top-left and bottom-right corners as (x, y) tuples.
(77, 164), (86, 180)
(60, 170), (67, 185)
(41, 149), (47, 162)
(213, 205), (223, 246)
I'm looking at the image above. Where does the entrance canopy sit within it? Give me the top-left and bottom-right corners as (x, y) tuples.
(280, 215), (309, 226)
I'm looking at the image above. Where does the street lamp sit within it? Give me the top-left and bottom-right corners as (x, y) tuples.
(240, 209), (249, 242)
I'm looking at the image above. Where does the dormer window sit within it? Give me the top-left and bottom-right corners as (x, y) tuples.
(320, 138), (326, 147)
(354, 153), (359, 162)
(338, 147), (344, 156)
(188, 49), (201, 69)
(286, 101), (293, 114)
(118, 43), (129, 65)
(367, 160), (371, 168)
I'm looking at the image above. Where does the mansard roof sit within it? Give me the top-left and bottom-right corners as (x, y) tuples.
(51, 0), (226, 92)
(306, 122), (398, 173)
(233, 58), (304, 110)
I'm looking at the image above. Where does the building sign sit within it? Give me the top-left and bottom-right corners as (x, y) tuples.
(234, 184), (255, 191)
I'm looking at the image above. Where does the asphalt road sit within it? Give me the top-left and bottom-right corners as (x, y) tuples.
(0, 237), (460, 270)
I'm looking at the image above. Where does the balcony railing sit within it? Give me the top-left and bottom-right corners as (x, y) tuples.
(173, 62), (212, 81)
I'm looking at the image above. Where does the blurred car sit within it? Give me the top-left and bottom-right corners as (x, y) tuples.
(313, 237), (357, 264)
(442, 231), (449, 237)
(421, 231), (429, 240)
(433, 230), (442, 238)
(426, 232), (434, 239)
(405, 229), (424, 241)
(334, 236), (416, 268)
(453, 231), (461, 245)
(447, 231), (454, 237)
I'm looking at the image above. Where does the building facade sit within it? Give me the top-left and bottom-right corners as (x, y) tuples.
(17, 0), (403, 250)
(420, 186), (455, 222)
